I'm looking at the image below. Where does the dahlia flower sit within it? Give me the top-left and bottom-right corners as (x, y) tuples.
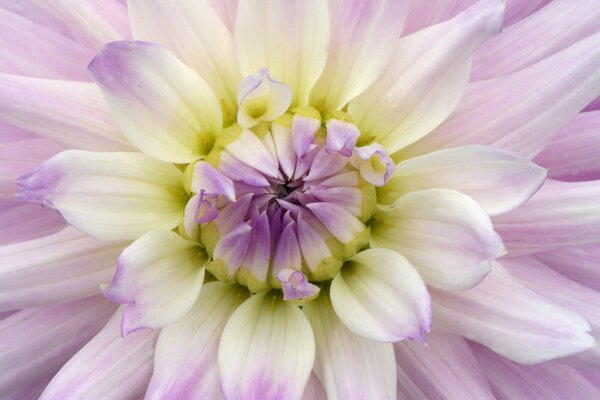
(1, 0), (600, 398)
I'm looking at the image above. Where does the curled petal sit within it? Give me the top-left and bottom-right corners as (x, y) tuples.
(325, 119), (360, 157)
(352, 143), (396, 186)
(237, 69), (292, 128)
(277, 269), (320, 301)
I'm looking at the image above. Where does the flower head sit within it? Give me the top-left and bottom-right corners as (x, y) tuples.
(2, 0), (600, 399)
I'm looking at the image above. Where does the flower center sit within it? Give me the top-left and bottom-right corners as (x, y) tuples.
(182, 70), (395, 302)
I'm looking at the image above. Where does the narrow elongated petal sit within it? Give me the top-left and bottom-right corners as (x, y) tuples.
(128, 0), (240, 120)
(304, 294), (397, 400)
(0, 8), (94, 80)
(472, 0), (600, 80)
(235, 0), (330, 107)
(472, 343), (600, 399)
(0, 203), (64, 246)
(0, 73), (131, 151)
(404, 33), (600, 159)
(40, 308), (158, 400)
(147, 282), (248, 400)
(432, 265), (595, 364)
(103, 230), (207, 335)
(371, 189), (505, 291)
(0, 296), (116, 399)
(310, 0), (408, 110)
(493, 179), (600, 254)
(350, 0), (504, 154)
(395, 332), (495, 400)
(503, 0), (551, 26)
(380, 146), (546, 215)
(402, 1), (474, 35)
(89, 41), (222, 163)
(533, 243), (600, 292)
(534, 111), (600, 181)
(330, 248), (431, 342)
(17, 150), (187, 240)
(219, 291), (315, 400)
(0, 226), (124, 311)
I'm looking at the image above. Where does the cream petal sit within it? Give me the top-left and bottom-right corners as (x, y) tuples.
(89, 41), (222, 163)
(235, 0), (330, 107)
(219, 291), (315, 400)
(17, 150), (187, 240)
(371, 188), (504, 291)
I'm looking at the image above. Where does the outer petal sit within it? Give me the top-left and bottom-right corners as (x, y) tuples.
(0, 7), (94, 80)
(472, 0), (600, 80)
(102, 230), (207, 335)
(17, 150), (187, 240)
(370, 189), (505, 291)
(533, 111), (600, 182)
(402, 0), (475, 35)
(0, 296), (116, 399)
(88, 41), (223, 163)
(303, 293), (397, 400)
(146, 282), (248, 400)
(533, 243), (600, 292)
(493, 179), (600, 254)
(403, 33), (600, 159)
(128, 0), (240, 122)
(349, 0), (504, 154)
(330, 248), (431, 343)
(0, 73), (132, 151)
(0, 203), (64, 246)
(207, 0), (239, 32)
(218, 291), (315, 400)
(394, 332), (495, 400)
(39, 307), (158, 400)
(380, 145), (547, 216)
(503, 0), (551, 26)
(0, 226), (125, 311)
(235, 0), (330, 107)
(309, 0), (409, 110)
(431, 265), (595, 364)
(472, 343), (600, 399)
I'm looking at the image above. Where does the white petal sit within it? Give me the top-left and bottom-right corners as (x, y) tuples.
(432, 264), (595, 364)
(371, 188), (505, 291)
(380, 145), (547, 216)
(147, 282), (249, 400)
(237, 68), (292, 128)
(0, 226), (125, 311)
(88, 41), (222, 163)
(102, 230), (207, 334)
(128, 0), (240, 121)
(219, 291), (315, 400)
(310, 0), (409, 110)
(304, 294), (397, 400)
(39, 307), (158, 400)
(330, 248), (431, 342)
(349, 0), (504, 154)
(235, 0), (330, 107)
(17, 150), (187, 240)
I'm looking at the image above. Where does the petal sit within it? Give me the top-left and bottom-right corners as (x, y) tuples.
(17, 150), (187, 240)
(503, 0), (551, 26)
(352, 143), (396, 186)
(330, 248), (431, 342)
(306, 201), (365, 244)
(533, 111), (600, 182)
(395, 332), (495, 400)
(402, 0), (475, 35)
(102, 230), (207, 335)
(493, 179), (600, 254)
(128, 0), (240, 121)
(472, 0), (600, 80)
(207, 0), (239, 32)
(0, 73), (132, 151)
(371, 188), (505, 291)
(39, 307), (158, 400)
(301, 373), (327, 400)
(349, 0), (504, 154)
(533, 243), (600, 292)
(303, 293), (397, 400)
(237, 68), (292, 128)
(219, 291), (315, 400)
(431, 264), (595, 364)
(0, 203), (64, 246)
(403, 33), (600, 159)
(146, 282), (249, 400)
(36, 0), (131, 50)
(235, 0), (330, 107)
(0, 7), (94, 80)
(310, 0), (409, 110)
(380, 145), (547, 216)
(191, 161), (236, 200)
(0, 296), (116, 399)
(0, 226), (125, 311)
(472, 343), (600, 399)
(225, 129), (279, 178)
(88, 41), (222, 163)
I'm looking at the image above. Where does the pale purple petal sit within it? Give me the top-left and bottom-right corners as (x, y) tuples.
(291, 113), (320, 158)
(277, 269), (320, 301)
(533, 243), (600, 292)
(191, 161), (236, 200)
(325, 119), (360, 157)
(0, 203), (64, 246)
(212, 223), (252, 280)
(306, 201), (365, 244)
(238, 212), (271, 292)
(352, 143), (396, 186)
